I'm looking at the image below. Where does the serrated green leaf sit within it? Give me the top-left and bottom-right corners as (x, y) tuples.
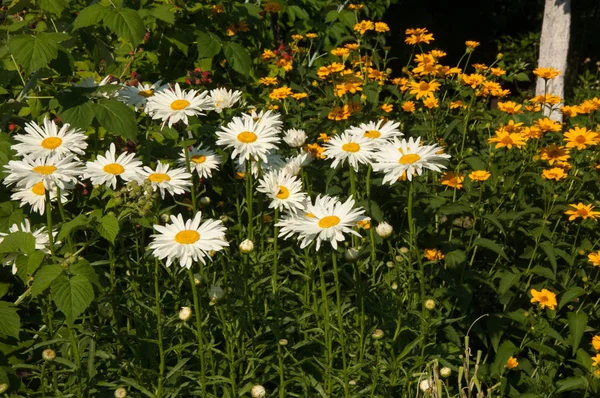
(27, 250), (46, 275)
(103, 8), (145, 46)
(444, 249), (466, 268)
(38, 0), (71, 15)
(556, 376), (588, 393)
(70, 260), (99, 286)
(438, 202), (471, 216)
(98, 214), (119, 244)
(32, 264), (64, 297)
(559, 286), (585, 310)
(60, 100), (94, 130)
(73, 4), (109, 29)
(57, 214), (90, 242)
(0, 301), (20, 339)
(223, 42), (251, 76)
(93, 99), (137, 140)
(0, 231), (35, 255)
(498, 270), (520, 294)
(539, 241), (557, 275)
(151, 4), (176, 24)
(9, 33), (69, 74)
(474, 238), (509, 261)
(196, 32), (222, 59)
(568, 312), (587, 356)
(51, 275), (95, 323)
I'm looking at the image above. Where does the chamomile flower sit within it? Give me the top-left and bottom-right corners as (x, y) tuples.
(139, 162), (192, 199)
(372, 137), (450, 183)
(249, 109), (283, 130)
(11, 180), (68, 215)
(283, 128), (307, 148)
(0, 219), (56, 274)
(346, 119), (403, 143)
(216, 112), (281, 165)
(179, 145), (222, 179)
(147, 83), (213, 128)
(12, 117), (88, 159)
(83, 143), (143, 190)
(4, 155), (82, 190)
(149, 212), (228, 268)
(118, 80), (168, 112)
(209, 88), (242, 113)
(324, 131), (377, 169)
(257, 169), (306, 214)
(279, 152), (312, 176)
(278, 195), (366, 250)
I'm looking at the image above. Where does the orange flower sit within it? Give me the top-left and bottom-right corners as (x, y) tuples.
(533, 67), (560, 80)
(423, 96), (438, 109)
(405, 28), (434, 45)
(348, 3), (364, 10)
(353, 20), (375, 35)
(409, 80), (441, 99)
(490, 67), (506, 76)
(534, 117), (562, 133)
(540, 145), (570, 165)
(402, 101), (415, 113)
(565, 203), (600, 221)
(440, 171), (464, 189)
(450, 100), (466, 110)
(291, 92), (308, 100)
(589, 251), (600, 267)
(530, 288), (557, 310)
(488, 131), (527, 149)
(327, 62), (345, 73)
(469, 170), (491, 182)
(465, 40), (480, 49)
(261, 49), (276, 61)
(461, 73), (485, 88)
(380, 104), (393, 112)
(318, 133), (330, 142)
(560, 105), (579, 118)
(259, 77), (278, 86)
(497, 101), (523, 114)
(263, 1), (283, 13)
(541, 168), (567, 181)
(375, 22), (390, 33)
(506, 357), (519, 369)
(424, 249), (444, 261)
(593, 335), (600, 350)
(345, 43), (360, 50)
(328, 105), (351, 121)
(593, 354), (600, 367)
(305, 143), (326, 159)
(563, 127), (599, 150)
(269, 86), (293, 100)
(331, 47), (350, 57)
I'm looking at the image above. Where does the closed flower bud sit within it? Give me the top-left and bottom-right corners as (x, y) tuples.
(424, 299), (436, 310)
(160, 213), (170, 223)
(199, 196), (211, 207)
(419, 379), (431, 393)
(42, 348), (56, 361)
(193, 273), (202, 286)
(0, 384), (8, 394)
(399, 247), (409, 254)
(114, 387), (128, 398)
(279, 339), (288, 346)
(179, 306), (192, 321)
(372, 329), (384, 339)
(239, 239), (254, 254)
(376, 222), (393, 238)
(391, 282), (398, 290)
(208, 285), (225, 304)
(251, 384), (266, 398)
(344, 248), (359, 262)
(440, 367), (451, 378)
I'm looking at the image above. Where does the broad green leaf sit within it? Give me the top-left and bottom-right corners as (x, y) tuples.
(568, 312), (587, 356)
(558, 286), (585, 310)
(498, 270), (520, 294)
(482, 214), (505, 235)
(9, 33), (69, 74)
(539, 241), (557, 275)
(26, 251), (46, 275)
(98, 214), (119, 244)
(556, 376), (588, 393)
(491, 340), (516, 376)
(51, 275), (95, 323)
(38, 0), (71, 15)
(0, 301), (20, 339)
(473, 238), (509, 261)
(223, 42), (251, 76)
(196, 32), (222, 59)
(57, 214), (90, 242)
(438, 202), (471, 216)
(103, 8), (145, 46)
(151, 4), (176, 24)
(70, 260), (99, 286)
(60, 100), (94, 130)
(444, 249), (466, 268)
(530, 265), (554, 280)
(73, 4), (109, 29)
(93, 99), (137, 140)
(32, 264), (64, 297)
(0, 231), (35, 255)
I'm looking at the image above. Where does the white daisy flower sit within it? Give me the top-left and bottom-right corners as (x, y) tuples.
(277, 195), (366, 250)
(11, 180), (69, 215)
(12, 117), (88, 160)
(346, 119), (403, 142)
(209, 88), (242, 113)
(372, 137), (451, 183)
(283, 128), (307, 148)
(146, 83), (213, 128)
(235, 151), (284, 178)
(216, 112), (282, 165)
(323, 131), (377, 169)
(149, 212), (228, 268)
(4, 155), (82, 190)
(0, 219), (56, 274)
(139, 162), (192, 199)
(83, 143), (143, 190)
(179, 145), (222, 179)
(257, 169), (307, 214)
(249, 109), (283, 130)
(118, 80), (168, 112)
(74, 76), (121, 98)
(278, 152), (312, 176)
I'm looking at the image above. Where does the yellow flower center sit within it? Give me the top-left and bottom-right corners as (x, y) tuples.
(419, 82), (430, 91)
(399, 154), (421, 164)
(342, 142), (360, 152)
(538, 295), (549, 303)
(41, 137), (63, 150)
(364, 130), (381, 139)
(174, 230), (200, 244)
(31, 182), (45, 196)
(138, 89), (154, 97)
(148, 173), (171, 183)
(276, 186), (290, 199)
(33, 165), (57, 175)
(170, 99), (190, 111)
(500, 136), (514, 145)
(575, 135), (587, 144)
(237, 131), (258, 143)
(103, 163), (125, 175)
(318, 215), (341, 228)
(191, 155), (207, 164)
(576, 208), (589, 217)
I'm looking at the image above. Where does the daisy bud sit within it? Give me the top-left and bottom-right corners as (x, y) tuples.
(399, 247), (409, 254)
(114, 387), (128, 398)
(386, 261), (394, 268)
(251, 385), (266, 398)
(372, 329), (384, 339)
(279, 339), (288, 346)
(424, 299), (436, 310)
(160, 213), (170, 223)
(283, 128), (307, 148)
(0, 384), (8, 394)
(42, 348), (56, 361)
(344, 248), (359, 262)
(239, 239), (254, 254)
(208, 285), (225, 304)
(193, 273), (202, 285)
(179, 306), (192, 321)
(376, 222), (393, 239)
(391, 282), (398, 290)
(199, 196), (211, 207)
(419, 379), (431, 393)
(440, 367), (451, 378)
(349, 380), (356, 386)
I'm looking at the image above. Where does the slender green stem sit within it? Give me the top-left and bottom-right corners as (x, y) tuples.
(187, 268), (207, 397)
(317, 254), (332, 395)
(67, 324), (81, 397)
(154, 259), (165, 398)
(44, 191), (56, 258)
(184, 147), (198, 213)
(332, 252), (349, 397)
(246, 160), (254, 240)
(349, 165), (358, 247)
(273, 209), (279, 295)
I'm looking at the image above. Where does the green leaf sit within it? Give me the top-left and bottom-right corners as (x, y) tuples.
(491, 340), (517, 376)
(9, 33), (69, 74)
(444, 249), (466, 268)
(196, 32), (222, 59)
(93, 99), (137, 140)
(0, 301), (20, 339)
(556, 376), (588, 393)
(539, 241), (557, 275)
(51, 275), (95, 323)
(73, 4), (109, 29)
(530, 265), (554, 280)
(559, 286), (585, 310)
(38, 0), (71, 15)
(438, 202), (471, 216)
(32, 264), (64, 297)
(57, 214), (90, 242)
(568, 312), (587, 356)
(70, 260), (99, 286)
(222, 42), (251, 76)
(0, 231), (35, 255)
(27, 251), (46, 275)
(498, 270), (520, 294)
(482, 214), (505, 235)
(151, 4), (176, 24)
(60, 100), (94, 130)
(103, 8), (145, 46)
(473, 238), (509, 261)
(98, 214), (119, 244)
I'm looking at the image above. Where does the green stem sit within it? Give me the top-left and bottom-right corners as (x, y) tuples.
(332, 252), (349, 397)
(273, 209), (279, 296)
(154, 259), (165, 398)
(317, 254), (332, 395)
(187, 268), (207, 397)
(246, 160), (254, 240)
(44, 191), (56, 258)
(184, 145), (197, 213)
(68, 324), (81, 397)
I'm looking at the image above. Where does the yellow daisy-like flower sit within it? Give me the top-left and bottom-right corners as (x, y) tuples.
(506, 357), (518, 369)
(345, 43), (360, 50)
(541, 167), (567, 181)
(497, 101), (523, 114)
(331, 47), (350, 57)
(450, 100), (467, 110)
(380, 104), (393, 113)
(409, 80), (441, 100)
(560, 105), (579, 118)
(291, 34), (303, 41)
(424, 248), (444, 261)
(469, 170), (491, 182)
(402, 101), (416, 113)
(565, 203), (600, 221)
(328, 62), (345, 73)
(269, 86), (293, 100)
(488, 131), (527, 149)
(593, 354), (600, 367)
(291, 92), (308, 100)
(375, 22), (390, 32)
(533, 67), (560, 80)
(305, 33), (318, 39)
(540, 145), (570, 165)
(465, 40), (480, 49)
(259, 76), (278, 86)
(405, 28), (434, 45)
(305, 143), (326, 159)
(490, 67), (506, 76)
(440, 171), (464, 189)
(263, 2), (283, 13)
(423, 96), (438, 109)
(534, 118), (562, 133)
(589, 251), (600, 267)
(348, 4), (364, 10)
(461, 73), (485, 88)
(530, 288), (557, 310)
(563, 127), (599, 150)
(260, 49), (276, 60)
(353, 20), (375, 35)
(327, 105), (351, 121)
